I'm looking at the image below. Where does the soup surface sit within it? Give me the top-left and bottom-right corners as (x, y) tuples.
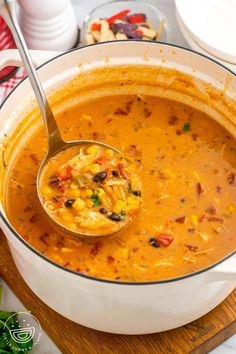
(6, 95), (236, 282)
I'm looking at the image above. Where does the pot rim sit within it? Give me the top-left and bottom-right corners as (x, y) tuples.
(1, 39), (236, 286)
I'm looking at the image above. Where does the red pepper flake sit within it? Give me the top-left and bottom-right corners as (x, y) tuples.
(215, 185), (222, 193)
(76, 268), (81, 272)
(29, 214), (38, 223)
(40, 232), (49, 246)
(196, 182), (203, 197)
(143, 108), (151, 118)
(117, 163), (128, 179)
(90, 241), (104, 256)
(208, 217), (223, 223)
(199, 214), (206, 223)
(127, 144), (142, 156)
(185, 244), (199, 252)
(30, 153), (39, 165)
(63, 262), (70, 267)
(132, 246), (139, 252)
(176, 130), (183, 136)
(205, 206), (217, 215)
(227, 173), (236, 185)
(168, 115), (179, 126)
(114, 101), (133, 116)
(58, 185), (65, 193)
(191, 133), (199, 141)
(91, 23), (101, 31)
(107, 9), (130, 27)
(23, 204), (33, 212)
(157, 234), (174, 247)
(92, 132), (106, 141)
(175, 216), (186, 224)
(107, 255), (115, 264)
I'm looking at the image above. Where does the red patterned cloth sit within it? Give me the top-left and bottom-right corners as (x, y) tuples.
(0, 67), (26, 104)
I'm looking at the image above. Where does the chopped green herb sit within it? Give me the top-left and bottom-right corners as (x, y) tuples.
(182, 122), (191, 132)
(119, 211), (126, 220)
(90, 194), (101, 207)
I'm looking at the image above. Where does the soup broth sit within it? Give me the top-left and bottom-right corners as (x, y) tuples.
(5, 95), (236, 282)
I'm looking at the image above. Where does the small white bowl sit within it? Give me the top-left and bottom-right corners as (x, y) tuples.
(175, 0), (236, 64)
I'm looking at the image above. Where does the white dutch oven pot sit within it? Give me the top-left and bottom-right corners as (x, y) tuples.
(0, 41), (236, 334)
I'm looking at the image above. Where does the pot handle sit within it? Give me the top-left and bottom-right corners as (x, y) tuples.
(0, 49), (61, 70)
(209, 255), (236, 281)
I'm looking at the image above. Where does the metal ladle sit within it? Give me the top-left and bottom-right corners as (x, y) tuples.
(0, 0), (138, 238)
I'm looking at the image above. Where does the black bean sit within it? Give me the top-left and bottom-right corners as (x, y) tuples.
(93, 171), (107, 183)
(149, 238), (160, 248)
(64, 199), (75, 208)
(108, 212), (121, 222)
(99, 208), (108, 214)
(132, 190), (142, 197)
(112, 170), (119, 177)
(187, 228), (195, 234)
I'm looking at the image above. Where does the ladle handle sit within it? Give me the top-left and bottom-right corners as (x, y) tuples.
(0, 0), (64, 151)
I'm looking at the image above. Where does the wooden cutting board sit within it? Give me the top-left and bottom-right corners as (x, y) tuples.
(0, 231), (236, 354)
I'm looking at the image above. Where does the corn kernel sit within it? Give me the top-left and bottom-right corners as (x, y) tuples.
(87, 145), (100, 155)
(89, 164), (100, 174)
(131, 175), (141, 191)
(73, 198), (85, 212)
(228, 204), (236, 214)
(41, 186), (53, 195)
(127, 196), (140, 208)
(190, 214), (198, 225)
(113, 200), (126, 214)
(68, 189), (80, 198)
(80, 189), (93, 198)
(104, 149), (114, 158)
(96, 188), (105, 198)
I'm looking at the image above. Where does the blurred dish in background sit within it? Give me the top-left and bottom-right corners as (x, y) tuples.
(17, 0), (78, 50)
(175, 0), (236, 65)
(80, 0), (171, 46)
(0, 17), (17, 83)
(176, 10), (236, 73)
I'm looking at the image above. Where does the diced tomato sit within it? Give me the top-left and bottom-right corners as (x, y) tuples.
(128, 14), (145, 24)
(91, 23), (101, 31)
(157, 234), (174, 247)
(107, 9), (130, 27)
(58, 185), (65, 193)
(134, 29), (143, 35)
(96, 156), (110, 166)
(117, 163), (128, 179)
(59, 165), (73, 181)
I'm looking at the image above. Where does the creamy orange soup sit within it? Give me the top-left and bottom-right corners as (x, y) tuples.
(5, 95), (236, 282)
